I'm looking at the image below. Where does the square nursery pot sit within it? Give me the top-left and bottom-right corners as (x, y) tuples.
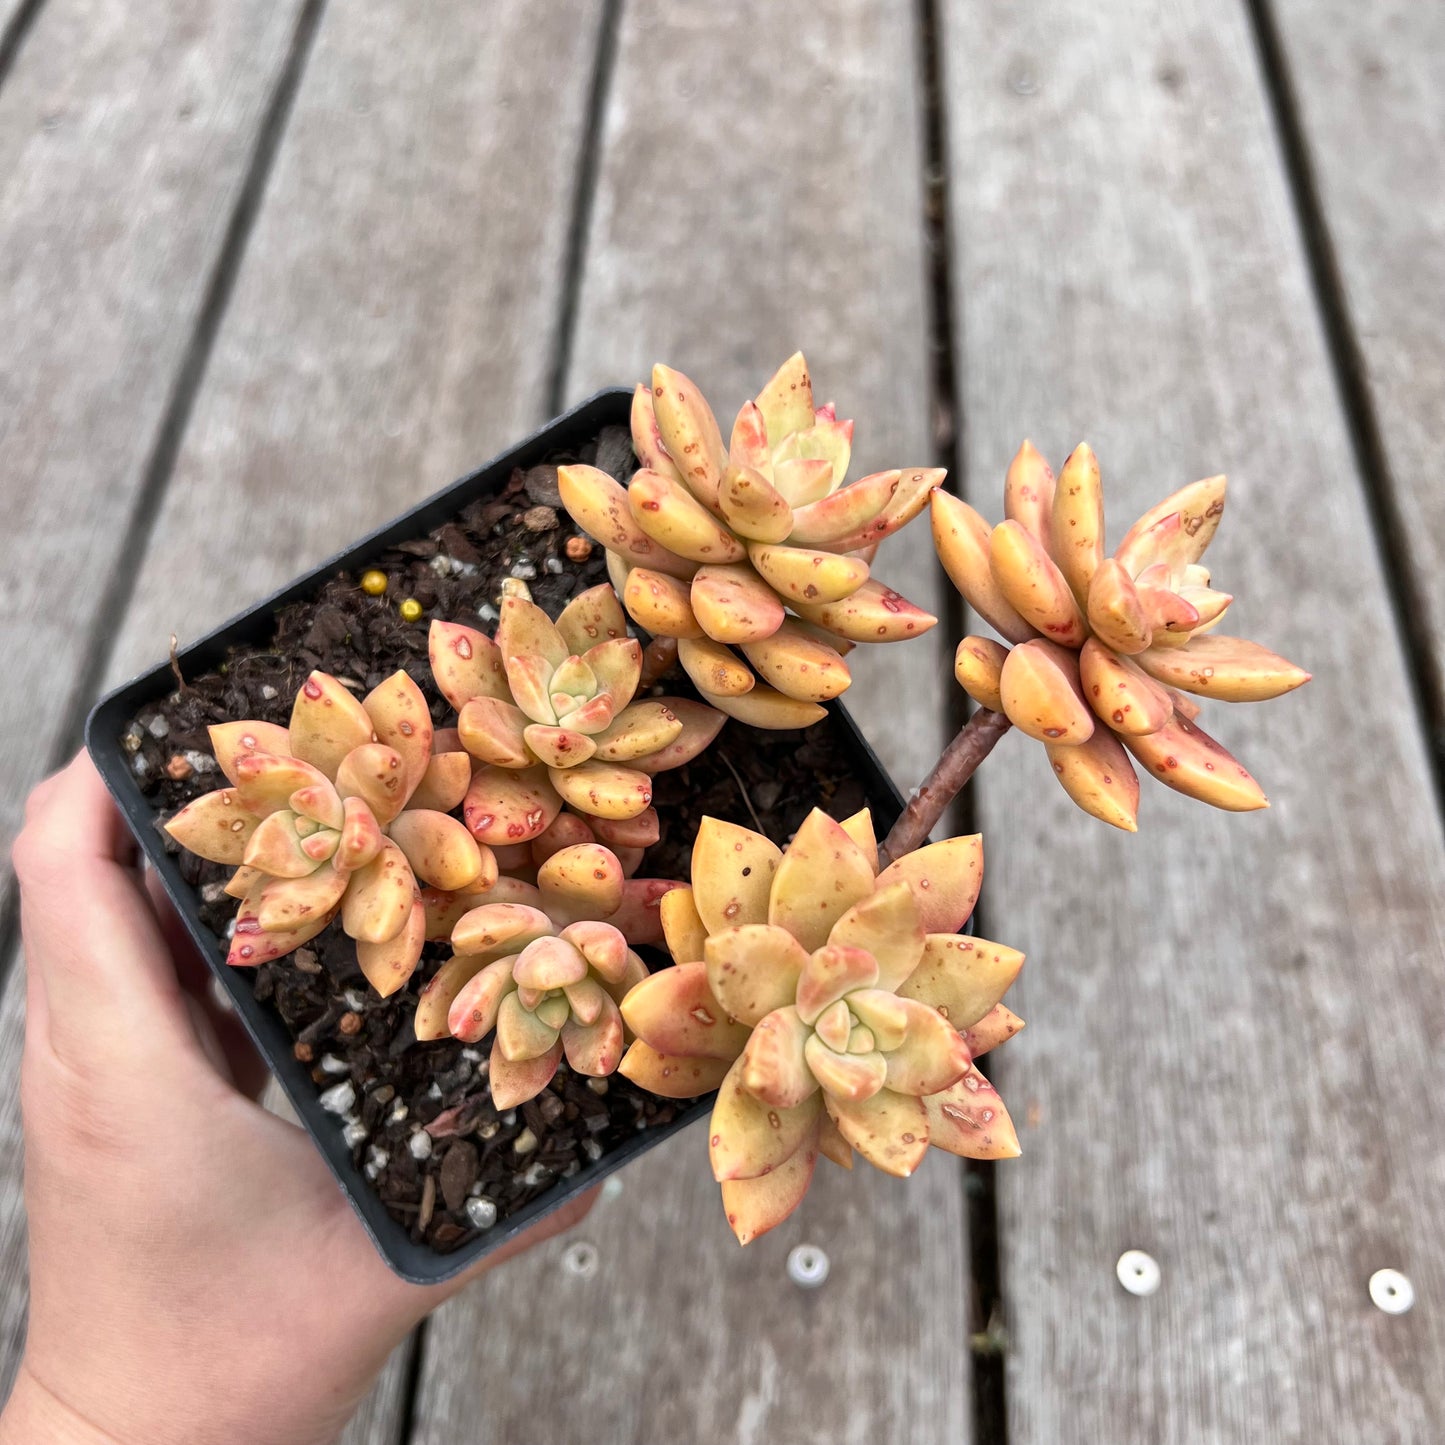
(87, 389), (908, 1284)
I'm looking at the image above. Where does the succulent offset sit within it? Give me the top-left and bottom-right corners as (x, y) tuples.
(557, 354), (942, 728)
(413, 842), (671, 1107)
(430, 584), (724, 849)
(618, 807), (1024, 1244)
(932, 443), (1310, 828)
(165, 669), (490, 995)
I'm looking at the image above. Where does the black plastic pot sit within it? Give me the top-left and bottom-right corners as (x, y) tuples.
(86, 389), (908, 1284)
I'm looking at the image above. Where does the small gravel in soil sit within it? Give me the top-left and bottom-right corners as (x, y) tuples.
(125, 426), (873, 1254)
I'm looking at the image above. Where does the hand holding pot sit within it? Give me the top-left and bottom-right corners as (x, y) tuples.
(1, 755), (592, 1445)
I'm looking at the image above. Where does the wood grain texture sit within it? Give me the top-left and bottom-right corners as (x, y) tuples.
(108, 0), (606, 684)
(0, 957), (26, 1406)
(1266, 0), (1445, 711)
(415, 5), (974, 1443)
(940, 3), (1445, 1442)
(0, 0), (305, 887)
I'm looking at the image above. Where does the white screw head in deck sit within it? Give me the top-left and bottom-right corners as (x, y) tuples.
(1116, 1250), (1161, 1297)
(562, 1240), (599, 1279)
(787, 1244), (830, 1289)
(1368, 1268), (1414, 1315)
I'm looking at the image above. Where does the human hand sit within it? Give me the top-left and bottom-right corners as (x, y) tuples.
(2, 755), (592, 1445)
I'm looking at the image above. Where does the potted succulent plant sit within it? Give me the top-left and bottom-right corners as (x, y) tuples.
(88, 354), (1307, 1280)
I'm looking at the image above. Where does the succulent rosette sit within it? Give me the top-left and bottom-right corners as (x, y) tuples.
(165, 669), (491, 996)
(932, 443), (1310, 828)
(618, 807), (1024, 1244)
(429, 584), (723, 853)
(556, 353), (942, 729)
(412, 841), (678, 1107)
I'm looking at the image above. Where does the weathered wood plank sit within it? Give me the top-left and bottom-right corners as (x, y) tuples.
(0, 2), (603, 1439)
(1266, 1), (1445, 716)
(939, 3), (1445, 1442)
(414, 5), (973, 1444)
(0, 0), (306, 890)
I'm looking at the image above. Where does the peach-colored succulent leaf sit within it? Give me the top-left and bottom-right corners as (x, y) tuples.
(629, 697), (727, 772)
(232, 752), (334, 820)
(340, 838), (414, 944)
(561, 693), (616, 739)
(585, 704), (681, 768)
(838, 808), (878, 873)
(719, 1117), (820, 1245)
(223, 864), (264, 900)
(458, 696), (535, 768)
(414, 952), (493, 1040)
(1002, 438), (1057, 543)
(619, 1040), (733, 1098)
(806, 466), (943, 555)
(496, 594), (569, 671)
(1136, 634), (1311, 703)
(825, 1088), (929, 1177)
(388, 808), (486, 892)
(620, 960), (752, 1061)
(697, 678), (829, 729)
(1136, 578), (1201, 643)
(607, 948), (651, 1006)
(407, 749), (472, 814)
(421, 876), (541, 941)
(691, 817), (782, 934)
(962, 1003), (1025, 1059)
(770, 456), (835, 508)
(452, 901), (554, 957)
(227, 890), (335, 968)
(881, 996), (972, 1096)
(772, 418), (853, 493)
(629, 468), (746, 563)
(548, 760), (653, 822)
(690, 564), (786, 645)
(710, 1058), (822, 1181)
(445, 955), (519, 1041)
(511, 934), (588, 991)
(580, 636), (643, 713)
(356, 892), (426, 998)
(785, 469), (901, 548)
(560, 995), (625, 1076)
(362, 670), (432, 797)
(255, 863), (348, 932)
(718, 461), (791, 542)
(242, 810), (319, 878)
(839, 987), (910, 1051)
(1177, 585), (1233, 633)
(631, 382), (684, 484)
(659, 886), (708, 964)
(208, 721), (293, 786)
(789, 579), (937, 645)
(333, 794), (384, 873)
(875, 833), (983, 934)
(1115, 474), (1227, 577)
(739, 1005), (818, 1108)
(500, 652), (557, 728)
(989, 519), (1089, 647)
(1048, 443), (1104, 603)
(558, 919), (629, 983)
(999, 638), (1095, 745)
(930, 490), (1038, 644)
(818, 1110), (854, 1170)
(496, 990), (562, 1062)
(1123, 711), (1270, 811)
(1046, 731), (1140, 832)
(704, 923), (810, 1028)
(288, 779), (346, 832)
(488, 1037), (563, 1110)
(602, 877), (682, 946)
(793, 943), (880, 1028)
(740, 623), (851, 703)
(588, 807), (659, 849)
(924, 1065), (1020, 1159)
(334, 743), (411, 826)
(1086, 557), (1154, 655)
(954, 636), (1009, 714)
(463, 764), (563, 846)
(429, 620), (509, 711)
(557, 582), (629, 655)
(288, 672), (375, 781)
(678, 636), (756, 698)
(651, 363), (727, 509)
(826, 881), (925, 992)
(530, 811), (597, 865)
(521, 723), (596, 771)
(622, 567), (705, 639)
(813, 999), (853, 1052)
(753, 351), (814, 450)
(768, 808), (876, 953)
(559, 464), (697, 578)
(164, 788), (259, 865)
(728, 400), (774, 482)
(806, 1035), (889, 1103)
(535, 841), (626, 924)
(1079, 637), (1174, 736)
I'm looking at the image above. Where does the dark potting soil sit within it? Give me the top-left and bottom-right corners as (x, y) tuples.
(121, 425), (871, 1253)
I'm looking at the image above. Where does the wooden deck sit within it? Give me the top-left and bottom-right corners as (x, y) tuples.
(2, 1), (1443, 1440)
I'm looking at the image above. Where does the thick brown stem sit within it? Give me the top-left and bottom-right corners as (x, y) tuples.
(877, 709), (1012, 867)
